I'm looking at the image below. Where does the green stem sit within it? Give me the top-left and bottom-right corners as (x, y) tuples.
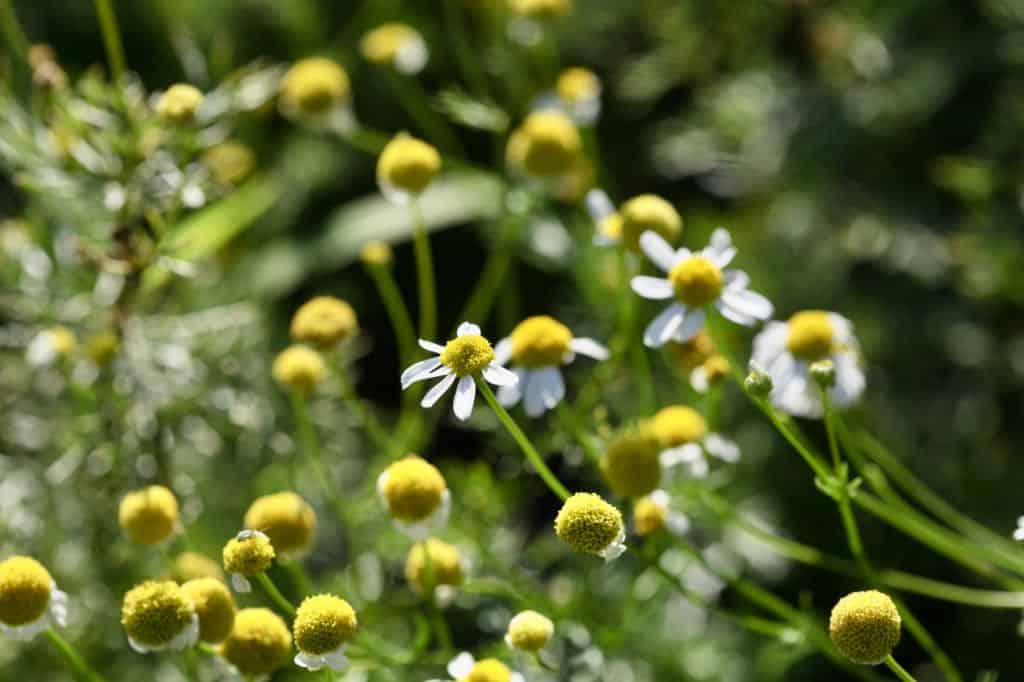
(92, 0), (126, 82)
(0, 0), (28, 58)
(620, 249), (656, 413)
(885, 655), (917, 682)
(411, 200), (437, 342)
(367, 262), (417, 371)
(331, 355), (391, 452)
(475, 378), (570, 501)
(255, 572), (296, 616)
(443, 0), (490, 98)
(45, 628), (106, 682)
(323, 669), (334, 682)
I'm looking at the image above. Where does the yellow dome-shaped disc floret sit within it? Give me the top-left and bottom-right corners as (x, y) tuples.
(377, 133), (442, 197)
(121, 581), (196, 651)
(223, 532), (275, 577)
(405, 539), (464, 594)
(509, 315), (572, 367)
(517, 111), (581, 178)
(829, 590), (901, 665)
(648, 405), (708, 447)
(441, 335), (495, 377)
(669, 257), (723, 308)
(619, 194), (682, 252)
(505, 610), (554, 652)
(466, 658), (513, 682)
(360, 240), (394, 268)
(219, 607), (292, 676)
(786, 310), (835, 361)
(171, 552), (224, 583)
(156, 84), (203, 123)
(633, 494), (668, 536)
(280, 58), (350, 117)
(244, 492), (317, 556)
(118, 485), (180, 545)
(379, 456), (447, 522)
(667, 330), (714, 372)
(601, 428), (662, 499)
(181, 578), (235, 644)
(557, 67), (600, 105)
(203, 141), (256, 186)
(0, 556), (53, 627)
(511, 0), (571, 19)
(360, 23), (426, 72)
(554, 493), (625, 558)
(290, 296), (358, 349)
(293, 594), (358, 655)
(272, 345), (325, 395)
(85, 330), (119, 365)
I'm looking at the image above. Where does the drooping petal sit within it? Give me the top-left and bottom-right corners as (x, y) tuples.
(631, 276), (674, 300)
(672, 308), (706, 343)
(452, 376), (477, 421)
(643, 303), (686, 348)
(568, 337), (610, 360)
(724, 269), (750, 291)
(401, 357), (444, 389)
(716, 300), (757, 326)
(448, 652), (476, 678)
(720, 288), (773, 322)
(522, 371), (546, 417)
(639, 231), (680, 272)
(704, 433), (740, 462)
(829, 352), (866, 408)
(419, 339), (445, 354)
(456, 322), (481, 337)
(535, 366), (565, 410)
(422, 373), (457, 408)
(493, 337), (513, 365)
(483, 363), (519, 387)
(497, 368), (526, 406)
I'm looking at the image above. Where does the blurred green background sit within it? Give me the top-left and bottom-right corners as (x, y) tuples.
(4, 1), (1024, 681)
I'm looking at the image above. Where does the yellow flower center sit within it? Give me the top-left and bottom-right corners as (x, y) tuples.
(702, 355), (731, 383)
(380, 455), (447, 521)
(243, 492), (317, 555)
(554, 493), (623, 556)
(466, 658), (512, 682)
(360, 23), (418, 66)
(0, 556), (53, 626)
(557, 67), (600, 104)
(668, 257), (723, 307)
(181, 578), (235, 644)
(649, 405), (708, 446)
(633, 496), (667, 536)
(510, 315), (572, 368)
(405, 539), (464, 594)
(440, 335), (494, 376)
(377, 133), (442, 195)
(222, 533), (275, 576)
(220, 608), (293, 677)
(293, 594), (358, 655)
(619, 194), (682, 252)
(786, 310), (835, 361)
(120, 581), (195, 648)
(506, 610), (554, 652)
(601, 430), (662, 499)
(829, 590), (902, 666)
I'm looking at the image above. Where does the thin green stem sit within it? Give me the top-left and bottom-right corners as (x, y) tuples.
(255, 572), (296, 616)
(92, 0), (126, 82)
(323, 668), (334, 682)
(619, 249), (656, 413)
(367, 263), (417, 370)
(476, 378), (570, 501)
(0, 0), (28, 59)
(45, 628), (106, 682)
(443, 0), (490, 98)
(331, 355), (391, 452)
(885, 655), (917, 682)
(411, 201), (437, 342)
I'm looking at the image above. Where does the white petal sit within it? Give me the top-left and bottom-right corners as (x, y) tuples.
(690, 367), (709, 394)
(672, 308), (706, 343)
(512, 674), (526, 682)
(711, 227), (732, 250)
(457, 322), (481, 337)
(666, 512), (691, 536)
(751, 322), (789, 368)
(483, 363), (519, 387)
(724, 269), (750, 291)
(402, 357), (444, 389)
(705, 433), (740, 462)
(493, 337), (513, 365)
(448, 652), (476, 678)
(419, 339), (446, 353)
(775, 367), (822, 419)
(497, 368), (526, 406)
(294, 651), (327, 671)
(568, 337), (610, 360)
(586, 188), (614, 221)
(523, 371), (547, 417)
(422, 374), (457, 408)
(1014, 527), (1024, 541)
(231, 574), (251, 593)
(631, 276), (674, 300)
(716, 300), (758, 326)
(536, 367), (565, 410)
(643, 303), (686, 348)
(704, 229), (736, 268)
(688, 457), (710, 478)
(660, 444), (703, 468)
(49, 587), (68, 627)
(600, 528), (627, 562)
(720, 288), (773, 321)
(639, 231), (679, 272)
(829, 352), (866, 407)
(452, 376), (477, 421)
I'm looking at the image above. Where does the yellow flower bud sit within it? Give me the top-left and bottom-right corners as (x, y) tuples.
(554, 492), (625, 559)
(290, 296), (358, 349)
(360, 240), (394, 268)
(377, 133), (442, 201)
(360, 23), (429, 74)
(293, 594), (358, 654)
(829, 590), (901, 665)
(515, 111), (581, 178)
(619, 194), (682, 252)
(0, 556), (54, 627)
(272, 345), (325, 394)
(405, 539), (464, 594)
(280, 57), (350, 117)
(557, 67), (600, 105)
(667, 330), (714, 372)
(180, 578), (235, 644)
(378, 456), (448, 522)
(601, 429), (661, 499)
(648, 405), (707, 447)
(156, 84), (203, 124)
(85, 331), (119, 365)
(121, 581), (197, 652)
(222, 531), (275, 577)
(505, 610), (554, 651)
(219, 608), (292, 676)
(171, 552), (224, 583)
(243, 491), (317, 557)
(203, 141), (256, 186)
(633, 494), (668, 536)
(118, 485), (180, 545)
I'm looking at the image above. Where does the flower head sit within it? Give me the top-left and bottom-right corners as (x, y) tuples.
(556, 67), (601, 124)
(180, 578), (235, 644)
(290, 296), (358, 349)
(619, 195), (682, 252)
(243, 492), (317, 557)
(405, 539), (465, 596)
(513, 111), (581, 178)
(690, 354), (731, 393)
(667, 329), (715, 372)
(751, 310), (865, 419)
(601, 428), (662, 499)
(219, 607), (292, 677)
(505, 610), (553, 652)
(361, 23), (429, 75)
(27, 326), (76, 366)
(632, 228), (772, 347)
(401, 322), (518, 421)
(632, 490), (690, 537)
(378, 456), (450, 538)
(280, 57), (350, 119)
(272, 344), (326, 395)
(202, 141), (256, 186)
(829, 590), (901, 665)
(121, 581), (198, 653)
(293, 594), (358, 671)
(85, 331), (119, 365)
(649, 406), (707, 447)
(651, 405), (740, 479)
(118, 485), (180, 545)
(361, 240), (394, 268)
(222, 530), (275, 593)
(377, 133), (442, 203)
(0, 556), (67, 641)
(171, 552), (224, 583)
(445, 652), (525, 682)
(156, 84), (203, 123)
(554, 493), (625, 561)
(493, 316), (608, 417)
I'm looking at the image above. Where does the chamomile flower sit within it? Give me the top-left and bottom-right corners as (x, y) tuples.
(506, 111), (581, 179)
(649, 405), (740, 478)
(156, 84), (203, 124)
(292, 594), (358, 672)
(554, 492), (626, 561)
(377, 132), (442, 204)
(556, 67), (601, 125)
(689, 354), (731, 394)
(279, 57), (350, 125)
(492, 315), (608, 417)
(220, 608), (292, 678)
(360, 23), (429, 75)
(180, 578), (235, 644)
(750, 310), (866, 419)
(632, 228), (773, 347)
(222, 530), (275, 593)
(601, 428), (662, 499)
(829, 590), (901, 665)
(378, 455), (451, 539)
(118, 485), (181, 546)
(0, 556), (68, 641)
(505, 610), (554, 652)
(290, 296), (358, 349)
(633, 490), (691, 537)
(401, 322), (518, 421)
(26, 325), (76, 366)
(243, 492), (317, 558)
(584, 188), (622, 247)
(405, 539), (466, 602)
(121, 581), (199, 653)
(432, 652), (525, 682)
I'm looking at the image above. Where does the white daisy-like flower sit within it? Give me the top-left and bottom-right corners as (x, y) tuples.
(660, 432), (741, 479)
(401, 322), (518, 421)
(0, 581), (68, 641)
(634, 489), (691, 537)
(689, 355), (731, 394)
(750, 310), (866, 419)
(649, 405), (740, 479)
(26, 326), (75, 366)
(492, 315), (608, 417)
(585, 189), (621, 247)
(1014, 517), (1024, 542)
(376, 456), (451, 541)
(631, 228), (773, 347)
(427, 652), (525, 682)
